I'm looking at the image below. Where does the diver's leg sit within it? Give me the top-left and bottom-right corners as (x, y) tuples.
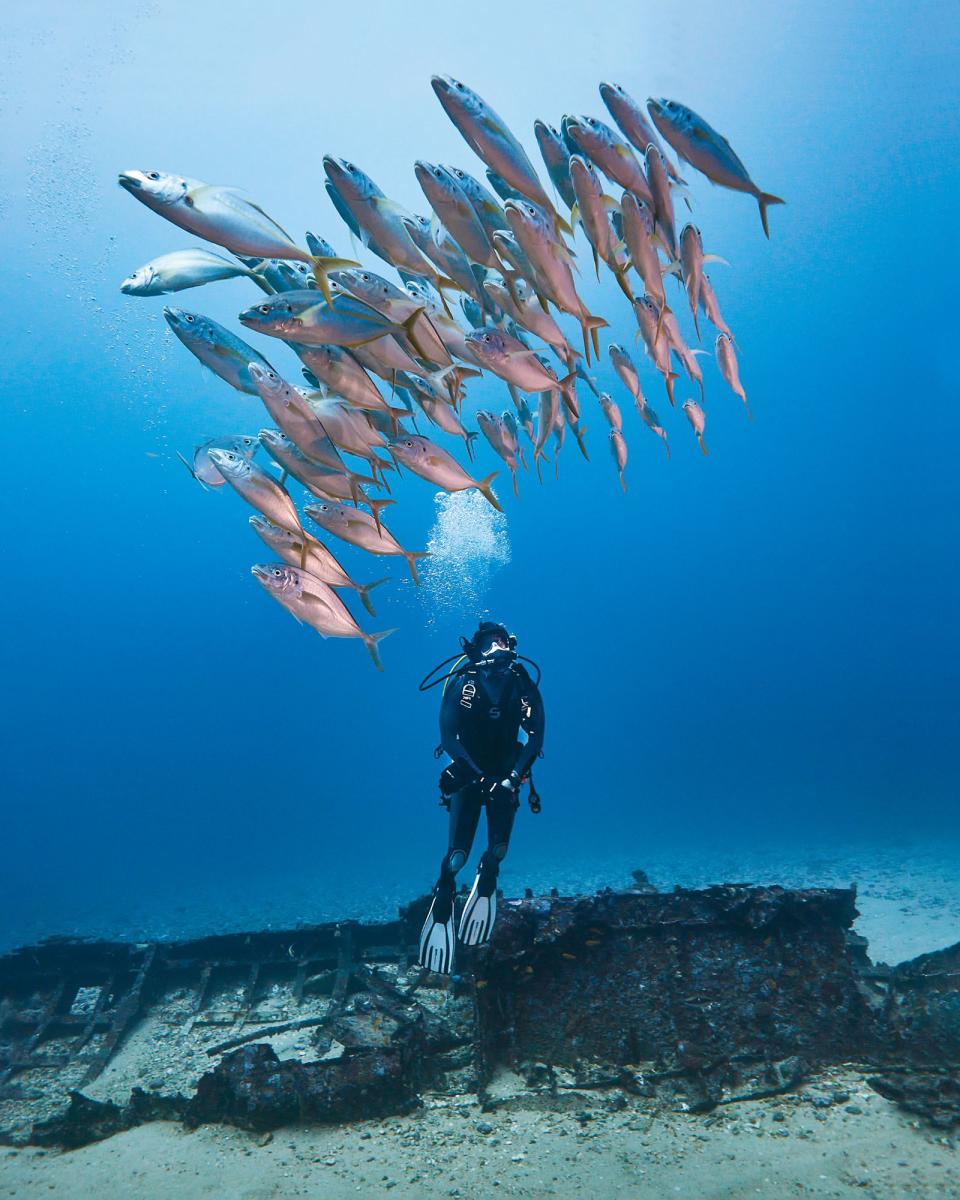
(459, 780), (518, 946)
(419, 786), (482, 973)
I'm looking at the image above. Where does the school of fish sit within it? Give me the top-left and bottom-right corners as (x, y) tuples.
(119, 78), (783, 669)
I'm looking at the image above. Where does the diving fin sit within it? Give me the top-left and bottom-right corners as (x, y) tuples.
(458, 870), (497, 947)
(418, 893), (457, 974)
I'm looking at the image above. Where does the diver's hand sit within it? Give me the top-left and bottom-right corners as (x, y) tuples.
(439, 758), (478, 796)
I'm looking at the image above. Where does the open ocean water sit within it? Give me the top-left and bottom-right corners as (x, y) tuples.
(1, 2), (957, 967)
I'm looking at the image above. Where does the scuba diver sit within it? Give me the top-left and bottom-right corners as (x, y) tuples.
(417, 620), (545, 974)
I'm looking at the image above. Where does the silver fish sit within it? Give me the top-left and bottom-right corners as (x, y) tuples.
(258, 428), (379, 507)
(644, 143), (678, 261)
(117, 170), (355, 302)
(414, 161), (497, 268)
(249, 516), (387, 618)
(568, 156), (630, 297)
(466, 326), (567, 395)
(646, 99), (784, 237)
(620, 192), (666, 310)
(503, 198), (607, 362)
(305, 500), (428, 585)
(716, 333), (750, 417)
(633, 295), (678, 407)
(678, 224), (729, 339)
(598, 83), (680, 180)
(609, 429), (628, 491)
(562, 116), (654, 206)
(292, 344), (395, 414)
(534, 120), (576, 210)
(322, 156), (438, 280)
(251, 563), (396, 671)
(442, 165), (509, 247)
(208, 447), (305, 536)
(331, 268), (451, 366)
(598, 392), (622, 432)
(682, 399), (708, 456)
(239, 289), (418, 351)
(388, 434), (501, 512)
(698, 274), (733, 340)
(249, 364), (347, 468)
(609, 344), (645, 410)
(121, 249), (265, 296)
(431, 75), (566, 234)
(639, 402), (671, 459)
(482, 276), (576, 368)
(163, 307), (274, 394)
(177, 434), (259, 489)
(477, 410), (520, 496)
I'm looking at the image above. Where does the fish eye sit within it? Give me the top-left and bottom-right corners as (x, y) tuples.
(361, 272), (369, 281)
(273, 569), (282, 577)
(259, 304), (270, 314)
(345, 162), (355, 171)
(185, 314), (195, 323)
(454, 80), (464, 90)
(147, 171), (160, 180)
(284, 304), (293, 313)
(433, 168), (442, 177)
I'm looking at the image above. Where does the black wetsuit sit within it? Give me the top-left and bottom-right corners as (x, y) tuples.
(433, 658), (545, 906)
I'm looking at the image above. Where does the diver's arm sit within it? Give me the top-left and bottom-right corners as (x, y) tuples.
(439, 682), (483, 777)
(512, 683), (545, 779)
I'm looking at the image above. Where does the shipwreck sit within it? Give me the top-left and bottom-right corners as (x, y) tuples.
(1, 876), (958, 1148)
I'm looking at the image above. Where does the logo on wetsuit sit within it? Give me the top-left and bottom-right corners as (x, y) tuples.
(460, 681), (476, 709)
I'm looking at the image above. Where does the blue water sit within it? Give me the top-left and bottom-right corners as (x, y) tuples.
(1, 2), (957, 953)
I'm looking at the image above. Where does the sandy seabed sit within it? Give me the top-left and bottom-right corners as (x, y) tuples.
(2, 1068), (957, 1199)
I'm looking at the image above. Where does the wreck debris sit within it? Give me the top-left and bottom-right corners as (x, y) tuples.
(185, 1043), (418, 1131)
(1, 881), (958, 1147)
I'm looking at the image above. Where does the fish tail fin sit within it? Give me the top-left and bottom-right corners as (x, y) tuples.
(574, 423), (589, 461)
(578, 311), (608, 365)
(400, 307), (428, 360)
(363, 627), (399, 672)
(366, 496), (394, 535)
(703, 254), (729, 266)
(511, 468), (519, 497)
(250, 271), (274, 296)
(665, 371), (679, 407)
(757, 192), (785, 238)
(404, 551), (430, 586)
(176, 451), (206, 489)
(356, 576), (390, 618)
(310, 255), (360, 304)
(615, 267), (633, 301)
(464, 430), (479, 462)
(372, 457), (395, 491)
(699, 434), (709, 457)
(476, 472), (503, 513)
(620, 470), (627, 492)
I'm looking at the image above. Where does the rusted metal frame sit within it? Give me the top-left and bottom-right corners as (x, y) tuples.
(0, 978), (67, 1087)
(79, 946), (157, 1086)
(184, 963), (214, 1035)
